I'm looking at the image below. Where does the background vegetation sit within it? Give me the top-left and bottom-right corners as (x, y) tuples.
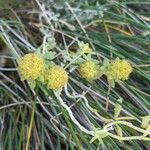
(0, 0), (150, 149)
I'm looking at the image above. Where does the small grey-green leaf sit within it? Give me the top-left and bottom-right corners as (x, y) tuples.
(38, 75), (45, 83)
(45, 60), (55, 68)
(114, 98), (122, 118)
(44, 51), (56, 60)
(47, 38), (56, 50)
(90, 136), (97, 143)
(103, 58), (110, 66)
(63, 55), (72, 61)
(92, 59), (100, 64)
(141, 115), (150, 128)
(28, 80), (36, 90)
(108, 77), (115, 88)
(115, 125), (122, 137)
(115, 125), (123, 143)
(98, 131), (108, 139)
(73, 57), (85, 64)
(35, 48), (42, 55)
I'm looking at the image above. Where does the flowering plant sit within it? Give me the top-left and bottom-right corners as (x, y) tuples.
(17, 39), (149, 146)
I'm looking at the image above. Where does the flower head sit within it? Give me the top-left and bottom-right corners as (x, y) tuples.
(18, 53), (45, 80)
(79, 60), (99, 80)
(45, 65), (68, 90)
(78, 41), (92, 54)
(106, 58), (133, 81)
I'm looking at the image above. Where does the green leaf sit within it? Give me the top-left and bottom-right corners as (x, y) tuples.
(45, 60), (55, 68)
(43, 51), (56, 60)
(114, 98), (123, 118)
(90, 136), (97, 143)
(146, 125), (150, 132)
(103, 58), (110, 67)
(28, 80), (36, 89)
(141, 116), (150, 129)
(98, 131), (108, 139)
(46, 38), (56, 50)
(92, 59), (100, 64)
(38, 75), (45, 83)
(63, 55), (72, 62)
(115, 125), (122, 137)
(115, 125), (123, 143)
(73, 57), (85, 64)
(90, 129), (108, 144)
(35, 47), (42, 55)
(108, 76), (115, 88)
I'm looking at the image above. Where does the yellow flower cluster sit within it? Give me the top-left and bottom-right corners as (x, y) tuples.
(106, 58), (133, 81)
(78, 41), (92, 54)
(18, 52), (133, 90)
(18, 53), (68, 90)
(18, 53), (45, 80)
(45, 65), (68, 90)
(79, 61), (99, 80)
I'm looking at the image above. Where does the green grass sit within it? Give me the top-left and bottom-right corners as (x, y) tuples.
(0, 0), (150, 149)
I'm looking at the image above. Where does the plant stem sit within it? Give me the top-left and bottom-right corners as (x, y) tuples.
(25, 102), (36, 150)
(106, 85), (111, 112)
(108, 132), (150, 141)
(64, 52), (84, 69)
(54, 91), (93, 135)
(64, 84), (112, 122)
(104, 121), (150, 135)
